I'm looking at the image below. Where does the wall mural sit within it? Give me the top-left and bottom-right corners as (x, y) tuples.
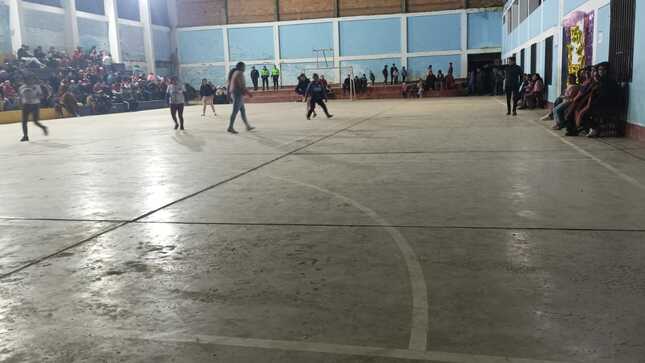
(563, 10), (595, 77)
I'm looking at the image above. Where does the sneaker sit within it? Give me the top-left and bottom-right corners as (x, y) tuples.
(227, 128), (239, 134)
(43, 126), (49, 136)
(512, 112), (517, 116)
(551, 124), (563, 130)
(246, 126), (256, 131)
(506, 112), (511, 116)
(180, 126), (185, 131)
(587, 128), (599, 138)
(306, 117), (311, 120)
(20, 136), (29, 142)
(326, 114), (334, 119)
(540, 114), (552, 121)
(174, 123), (179, 130)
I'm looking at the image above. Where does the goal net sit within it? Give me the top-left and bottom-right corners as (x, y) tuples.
(301, 65), (356, 100)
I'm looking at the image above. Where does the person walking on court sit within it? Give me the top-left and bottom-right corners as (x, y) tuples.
(250, 66), (260, 91)
(504, 57), (523, 116)
(228, 62), (255, 134)
(166, 77), (186, 130)
(304, 73), (333, 120)
(271, 65), (280, 91)
(382, 65), (389, 85)
(199, 78), (216, 116)
(260, 65), (270, 91)
(18, 75), (48, 142)
(401, 66), (408, 83)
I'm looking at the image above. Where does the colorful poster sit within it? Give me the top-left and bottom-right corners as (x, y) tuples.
(562, 11), (595, 76)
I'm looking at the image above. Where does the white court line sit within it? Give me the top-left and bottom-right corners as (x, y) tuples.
(266, 175), (429, 351)
(493, 98), (645, 191)
(91, 328), (564, 363)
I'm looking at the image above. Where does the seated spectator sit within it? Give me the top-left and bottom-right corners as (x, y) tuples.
(56, 85), (81, 117)
(417, 79), (425, 98)
(550, 74), (581, 130)
(522, 74), (545, 109)
(516, 74), (531, 107)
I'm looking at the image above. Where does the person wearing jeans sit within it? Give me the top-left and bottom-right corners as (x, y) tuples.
(227, 62), (255, 134)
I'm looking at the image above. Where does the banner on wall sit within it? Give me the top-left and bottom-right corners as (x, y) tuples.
(562, 11), (595, 76)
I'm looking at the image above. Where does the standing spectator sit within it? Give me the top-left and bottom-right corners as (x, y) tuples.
(18, 76), (48, 142)
(391, 64), (399, 85)
(271, 65), (280, 91)
(448, 62), (454, 76)
(102, 52), (113, 71)
(227, 62), (255, 134)
(166, 77), (186, 130)
(426, 66), (436, 91)
(343, 74), (351, 96)
(199, 78), (216, 117)
(250, 66), (260, 91)
(369, 71), (376, 86)
(401, 66), (408, 83)
(382, 65), (389, 85)
(468, 69), (476, 95)
(417, 79), (425, 98)
(436, 70), (445, 90)
(260, 65), (270, 91)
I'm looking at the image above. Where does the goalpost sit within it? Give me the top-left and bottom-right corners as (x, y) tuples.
(299, 48), (357, 100)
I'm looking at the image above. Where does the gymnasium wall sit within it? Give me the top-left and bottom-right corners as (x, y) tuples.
(22, 7), (66, 49)
(177, 7), (503, 87)
(176, 0), (503, 27)
(0, 3), (11, 55)
(78, 17), (110, 51)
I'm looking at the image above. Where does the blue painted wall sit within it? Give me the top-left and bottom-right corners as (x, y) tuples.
(228, 26), (274, 61)
(177, 29), (225, 63)
(76, 0), (104, 15)
(340, 58), (401, 81)
(564, 0), (588, 16)
(117, 0), (140, 21)
(279, 22), (333, 60)
(153, 29), (171, 61)
(23, 0), (60, 7)
(596, 5), (610, 63)
(408, 14), (461, 52)
(119, 24), (145, 62)
(180, 65), (226, 88)
(0, 4), (11, 54)
(629, 1), (645, 126)
(340, 18), (401, 56)
(407, 54), (461, 80)
(468, 11), (502, 49)
(22, 9), (66, 49)
(78, 17), (109, 51)
(280, 62), (339, 86)
(542, 0), (560, 29)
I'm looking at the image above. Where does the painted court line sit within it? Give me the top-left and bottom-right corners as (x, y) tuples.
(493, 99), (645, 191)
(267, 175), (429, 352)
(94, 328), (563, 363)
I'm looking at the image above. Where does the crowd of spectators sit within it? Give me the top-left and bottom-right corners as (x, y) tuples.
(542, 62), (621, 137)
(0, 44), (170, 115)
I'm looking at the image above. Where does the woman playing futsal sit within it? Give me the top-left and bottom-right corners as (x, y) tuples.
(227, 62), (255, 134)
(304, 73), (333, 120)
(166, 77), (185, 130)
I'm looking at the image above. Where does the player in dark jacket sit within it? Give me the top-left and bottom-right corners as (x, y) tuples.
(304, 73), (333, 120)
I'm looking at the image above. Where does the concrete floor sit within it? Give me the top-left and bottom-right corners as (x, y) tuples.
(1, 97), (645, 362)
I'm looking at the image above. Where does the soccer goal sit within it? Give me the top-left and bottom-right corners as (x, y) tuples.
(302, 65), (357, 100)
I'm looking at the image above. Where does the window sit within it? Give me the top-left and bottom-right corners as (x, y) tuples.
(150, 0), (170, 26)
(23, 0), (61, 7)
(117, 0), (140, 21)
(76, 0), (105, 15)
